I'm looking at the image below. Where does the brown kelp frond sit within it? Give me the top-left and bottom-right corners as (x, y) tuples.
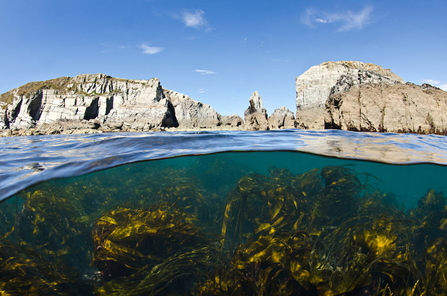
(221, 172), (309, 248)
(92, 203), (222, 295)
(0, 239), (94, 295)
(3, 163), (447, 295)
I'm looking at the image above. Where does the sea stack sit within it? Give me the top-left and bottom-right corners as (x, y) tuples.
(244, 91), (269, 130)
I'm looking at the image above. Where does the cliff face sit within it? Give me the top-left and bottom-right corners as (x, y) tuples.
(0, 74), (222, 134)
(295, 61), (447, 134)
(163, 89), (221, 129)
(268, 106), (295, 130)
(295, 61), (404, 129)
(326, 82), (447, 134)
(2, 61), (446, 136)
(0, 74), (296, 136)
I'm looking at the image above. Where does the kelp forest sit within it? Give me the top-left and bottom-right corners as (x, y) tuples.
(0, 154), (447, 295)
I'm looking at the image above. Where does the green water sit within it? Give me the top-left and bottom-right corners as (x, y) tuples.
(1, 151), (447, 295)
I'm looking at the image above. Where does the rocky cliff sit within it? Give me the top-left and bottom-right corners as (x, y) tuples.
(2, 61), (446, 136)
(295, 61), (447, 134)
(295, 61), (404, 129)
(163, 89), (221, 129)
(0, 74), (228, 135)
(268, 106), (296, 130)
(325, 82), (447, 134)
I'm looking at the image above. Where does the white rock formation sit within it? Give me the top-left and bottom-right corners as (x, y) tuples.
(295, 61), (404, 129)
(0, 74), (223, 133)
(163, 89), (221, 128)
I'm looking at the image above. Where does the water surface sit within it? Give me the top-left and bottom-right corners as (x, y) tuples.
(1, 129), (447, 295)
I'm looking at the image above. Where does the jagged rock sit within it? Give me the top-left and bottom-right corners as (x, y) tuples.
(0, 74), (178, 132)
(268, 107), (296, 129)
(221, 114), (244, 127)
(163, 89), (221, 128)
(325, 81), (447, 134)
(0, 108), (8, 130)
(244, 91), (268, 130)
(0, 74), (225, 134)
(295, 61), (404, 129)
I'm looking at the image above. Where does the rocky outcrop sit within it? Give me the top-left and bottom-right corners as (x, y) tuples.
(325, 82), (447, 134)
(244, 91), (269, 130)
(0, 74), (224, 134)
(295, 61), (447, 135)
(3, 62), (446, 136)
(0, 75), (297, 136)
(268, 107), (295, 129)
(295, 61), (404, 129)
(163, 89), (221, 129)
(221, 114), (244, 128)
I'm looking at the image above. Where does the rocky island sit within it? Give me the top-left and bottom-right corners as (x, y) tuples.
(1, 61), (446, 136)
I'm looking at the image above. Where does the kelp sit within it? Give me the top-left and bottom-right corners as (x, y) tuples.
(92, 203), (222, 295)
(0, 197), (17, 239)
(221, 167), (310, 248)
(14, 189), (93, 273)
(1, 162), (447, 295)
(424, 238), (447, 295)
(0, 239), (94, 295)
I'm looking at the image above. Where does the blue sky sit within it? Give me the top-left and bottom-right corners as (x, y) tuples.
(1, 0), (446, 116)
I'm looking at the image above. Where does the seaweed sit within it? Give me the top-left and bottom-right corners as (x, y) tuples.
(1, 162), (447, 295)
(92, 203), (222, 295)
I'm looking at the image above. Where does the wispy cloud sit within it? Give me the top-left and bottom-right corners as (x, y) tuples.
(198, 88), (207, 93)
(315, 18), (330, 24)
(423, 79), (447, 91)
(140, 44), (164, 54)
(195, 69), (215, 75)
(302, 6), (374, 31)
(423, 79), (441, 85)
(179, 9), (209, 30)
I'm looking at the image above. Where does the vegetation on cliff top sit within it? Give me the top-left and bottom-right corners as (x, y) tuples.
(0, 77), (73, 107)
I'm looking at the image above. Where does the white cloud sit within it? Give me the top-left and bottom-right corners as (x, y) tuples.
(198, 88), (207, 93)
(195, 69), (215, 75)
(140, 44), (164, 54)
(302, 6), (374, 31)
(423, 79), (441, 85)
(180, 9), (208, 29)
(423, 79), (447, 91)
(315, 18), (331, 24)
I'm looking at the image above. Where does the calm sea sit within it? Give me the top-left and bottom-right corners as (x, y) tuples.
(1, 129), (447, 295)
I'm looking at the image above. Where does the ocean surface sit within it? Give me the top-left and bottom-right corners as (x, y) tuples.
(1, 129), (447, 295)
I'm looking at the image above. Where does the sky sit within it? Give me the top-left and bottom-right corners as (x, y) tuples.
(1, 0), (446, 117)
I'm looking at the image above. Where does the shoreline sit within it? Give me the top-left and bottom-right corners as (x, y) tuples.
(2, 125), (447, 138)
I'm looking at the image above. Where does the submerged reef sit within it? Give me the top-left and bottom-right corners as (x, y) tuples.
(0, 159), (447, 295)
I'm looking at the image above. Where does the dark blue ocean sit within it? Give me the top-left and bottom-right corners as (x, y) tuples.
(1, 129), (447, 295)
